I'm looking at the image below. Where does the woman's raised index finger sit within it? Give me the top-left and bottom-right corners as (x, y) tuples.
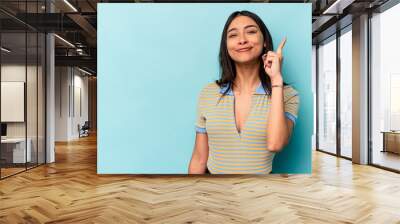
(276, 37), (287, 54)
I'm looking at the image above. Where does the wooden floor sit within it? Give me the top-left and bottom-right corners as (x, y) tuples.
(0, 167), (26, 178)
(1, 163), (45, 178)
(1, 134), (400, 224)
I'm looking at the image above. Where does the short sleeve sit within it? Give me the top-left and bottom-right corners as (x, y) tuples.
(284, 86), (300, 125)
(195, 88), (207, 134)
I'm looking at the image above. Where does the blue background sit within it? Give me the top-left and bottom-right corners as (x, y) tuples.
(98, 3), (312, 174)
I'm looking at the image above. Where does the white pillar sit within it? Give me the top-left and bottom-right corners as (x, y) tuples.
(352, 14), (369, 164)
(46, 1), (55, 163)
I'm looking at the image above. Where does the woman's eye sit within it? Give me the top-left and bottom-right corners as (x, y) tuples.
(248, 30), (257, 34)
(228, 34), (237, 38)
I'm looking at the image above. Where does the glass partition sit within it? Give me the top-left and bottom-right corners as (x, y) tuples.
(0, 1), (46, 179)
(1, 31), (28, 178)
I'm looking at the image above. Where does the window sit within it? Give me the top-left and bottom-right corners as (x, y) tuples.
(339, 27), (352, 158)
(317, 35), (337, 154)
(370, 3), (400, 171)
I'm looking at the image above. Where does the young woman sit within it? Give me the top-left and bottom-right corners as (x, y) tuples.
(188, 11), (299, 174)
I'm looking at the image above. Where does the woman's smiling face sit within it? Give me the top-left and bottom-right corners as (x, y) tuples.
(226, 15), (265, 64)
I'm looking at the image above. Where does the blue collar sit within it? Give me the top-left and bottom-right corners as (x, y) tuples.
(219, 82), (269, 96)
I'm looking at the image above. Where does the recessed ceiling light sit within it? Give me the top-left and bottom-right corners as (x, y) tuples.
(77, 67), (93, 76)
(63, 0), (78, 12)
(54, 34), (75, 48)
(322, 0), (354, 15)
(1, 47), (11, 53)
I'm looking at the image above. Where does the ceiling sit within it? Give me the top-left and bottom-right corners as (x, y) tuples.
(0, 0), (393, 75)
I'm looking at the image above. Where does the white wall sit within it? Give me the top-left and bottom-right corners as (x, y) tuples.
(1, 65), (42, 137)
(1, 66), (26, 134)
(1, 64), (46, 164)
(55, 67), (89, 141)
(55, 66), (69, 141)
(72, 73), (89, 138)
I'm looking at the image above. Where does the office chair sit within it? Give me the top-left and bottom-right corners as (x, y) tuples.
(79, 121), (90, 138)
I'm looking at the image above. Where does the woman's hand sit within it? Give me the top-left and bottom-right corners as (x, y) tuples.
(262, 37), (286, 84)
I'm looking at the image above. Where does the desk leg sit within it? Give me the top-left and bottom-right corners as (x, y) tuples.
(382, 133), (386, 153)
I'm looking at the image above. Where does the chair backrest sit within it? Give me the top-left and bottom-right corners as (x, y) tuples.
(82, 121), (90, 129)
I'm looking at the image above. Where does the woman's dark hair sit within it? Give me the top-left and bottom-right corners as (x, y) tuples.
(216, 10), (284, 96)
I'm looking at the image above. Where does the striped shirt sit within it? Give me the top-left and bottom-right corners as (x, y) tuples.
(195, 82), (299, 174)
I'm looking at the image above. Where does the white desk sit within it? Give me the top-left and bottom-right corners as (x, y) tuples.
(1, 138), (31, 163)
